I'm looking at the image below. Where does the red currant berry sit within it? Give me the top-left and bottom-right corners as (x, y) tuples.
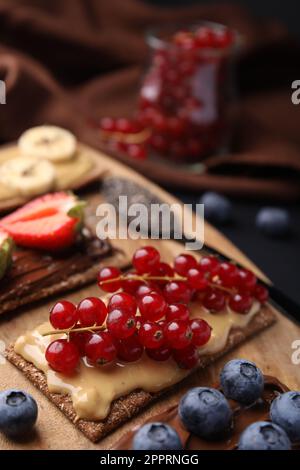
(116, 334), (143, 362)
(164, 320), (193, 350)
(45, 339), (80, 374)
(127, 144), (147, 160)
(166, 304), (190, 322)
(97, 266), (122, 293)
(138, 292), (167, 321)
(121, 272), (144, 295)
(49, 300), (77, 330)
(174, 253), (197, 276)
(187, 268), (209, 291)
(172, 344), (198, 369)
(146, 345), (171, 362)
(77, 297), (107, 327)
(229, 293), (253, 314)
(100, 117), (116, 132)
(69, 331), (92, 356)
(163, 281), (192, 304)
(115, 118), (136, 133)
(254, 284), (269, 303)
(218, 262), (239, 287)
(150, 262), (175, 287)
(138, 322), (165, 349)
(237, 269), (257, 293)
(107, 309), (136, 339)
(135, 284), (154, 300)
(85, 332), (116, 365)
(195, 27), (215, 48)
(108, 292), (137, 316)
(213, 28), (234, 48)
(189, 318), (212, 346)
(198, 256), (220, 276)
(132, 246), (160, 274)
(203, 288), (226, 312)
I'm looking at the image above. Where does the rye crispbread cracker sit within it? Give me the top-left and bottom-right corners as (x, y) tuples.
(6, 306), (276, 443)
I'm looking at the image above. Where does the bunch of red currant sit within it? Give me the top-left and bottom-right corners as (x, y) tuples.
(44, 246), (268, 375)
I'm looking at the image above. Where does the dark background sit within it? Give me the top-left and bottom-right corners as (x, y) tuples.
(149, 0), (300, 305)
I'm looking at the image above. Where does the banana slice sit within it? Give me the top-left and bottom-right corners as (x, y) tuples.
(0, 157), (55, 197)
(18, 125), (77, 162)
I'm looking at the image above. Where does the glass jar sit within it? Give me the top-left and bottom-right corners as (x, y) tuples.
(138, 22), (240, 165)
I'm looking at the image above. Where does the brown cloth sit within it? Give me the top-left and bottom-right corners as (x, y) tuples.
(0, 0), (300, 200)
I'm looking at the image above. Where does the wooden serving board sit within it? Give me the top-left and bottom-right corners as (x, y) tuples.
(0, 145), (299, 450)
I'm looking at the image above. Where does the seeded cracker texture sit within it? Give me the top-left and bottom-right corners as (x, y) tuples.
(6, 306), (276, 443)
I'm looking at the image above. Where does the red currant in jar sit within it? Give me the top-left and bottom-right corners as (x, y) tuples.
(107, 309), (136, 339)
(116, 334), (143, 362)
(49, 300), (77, 330)
(132, 246), (160, 274)
(189, 318), (212, 346)
(121, 272), (144, 296)
(203, 288), (226, 312)
(163, 281), (193, 304)
(166, 303), (190, 322)
(187, 268), (209, 291)
(45, 339), (80, 374)
(85, 332), (116, 365)
(237, 269), (257, 293)
(218, 262), (239, 287)
(77, 297), (107, 327)
(138, 322), (165, 349)
(138, 292), (168, 322)
(98, 266), (122, 293)
(172, 344), (198, 369)
(229, 293), (253, 314)
(198, 256), (220, 276)
(164, 320), (193, 350)
(108, 292), (137, 316)
(253, 284), (269, 303)
(174, 253), (198, 276)
(146, 345), (171, 362)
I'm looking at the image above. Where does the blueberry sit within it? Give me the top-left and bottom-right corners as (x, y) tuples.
(199, 192), (232, 225)
(256, 207), (290, 237)
(0, 389), (38, 438)
(178, 387), (232, 439)
(270, 391), (300, 441)
(238, 421), (291, 450)
(220, 359), (264, 405)
(132, 422), (182, 450)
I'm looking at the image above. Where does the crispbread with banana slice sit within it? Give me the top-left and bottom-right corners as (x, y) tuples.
(0, 126), (105, 213)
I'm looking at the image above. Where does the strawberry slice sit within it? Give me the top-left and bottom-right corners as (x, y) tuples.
(0, 192), (85, 252)
(0, 230), (14, 280)
(0, 192), (79, 225)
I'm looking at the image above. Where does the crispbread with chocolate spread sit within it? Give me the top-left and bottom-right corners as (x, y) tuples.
(6, 306), (276, 443)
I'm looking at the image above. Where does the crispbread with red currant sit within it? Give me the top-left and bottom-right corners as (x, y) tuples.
(6, 247), (276, 443)
(0, 192), (125, 316)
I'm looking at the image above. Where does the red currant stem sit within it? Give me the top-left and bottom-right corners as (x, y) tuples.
(42, 324), (106, 338)
(207, 282), (233, 294)
(99, 128), (152, 144)
(99, 274), (187, 286)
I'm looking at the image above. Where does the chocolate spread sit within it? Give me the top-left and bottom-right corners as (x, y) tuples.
(115, 376), (300, 450)
(0, 233), (111, 307)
